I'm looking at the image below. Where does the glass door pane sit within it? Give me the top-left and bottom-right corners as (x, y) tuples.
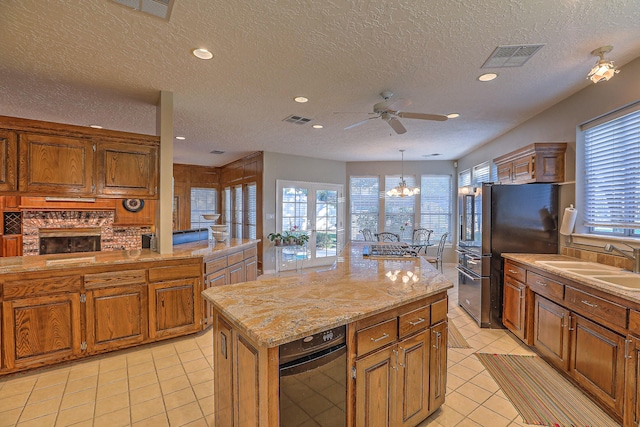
(315, 189), (338, 258)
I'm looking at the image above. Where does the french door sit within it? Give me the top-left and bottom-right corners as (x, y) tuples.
(276, 180), (344, 269)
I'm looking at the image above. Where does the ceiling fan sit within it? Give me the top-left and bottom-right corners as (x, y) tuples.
(342, 90), (448, 134)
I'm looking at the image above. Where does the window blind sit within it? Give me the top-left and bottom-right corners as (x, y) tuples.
(190, 187), (217, 234)
(458, 169), (471, 187)
(583, 108), (640, 230)
(420, 175), (452, 242)
(472, 162), (490, 184)
(246, 183), (257, 239)
(350, 177), (380, 239)
(384, 175), (416, 238)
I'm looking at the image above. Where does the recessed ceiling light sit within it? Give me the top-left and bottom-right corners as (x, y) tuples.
(294, 96), (308, 103)
(89, 124), (103, 129)
(175, 136), (185, 140)
(312, 124), (323, 129)
(446, 113), (460, 119)
(478, 73), (498, 82)
(192, 48), (213, 60)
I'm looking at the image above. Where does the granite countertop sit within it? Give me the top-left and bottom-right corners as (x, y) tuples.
(502, 253), (640, 303)
(0, 238), (259, 274)
(202, 243), (453, 348)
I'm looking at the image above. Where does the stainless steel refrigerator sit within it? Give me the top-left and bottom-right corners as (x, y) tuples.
(457, 183), (558, 328)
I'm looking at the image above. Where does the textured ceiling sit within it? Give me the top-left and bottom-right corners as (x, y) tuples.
(1, 0), (639, 166)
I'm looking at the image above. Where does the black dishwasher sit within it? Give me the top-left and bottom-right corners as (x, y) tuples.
(279, 325), (347, 427)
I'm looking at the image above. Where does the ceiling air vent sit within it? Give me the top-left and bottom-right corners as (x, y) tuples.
(111, 0), (175, 21)
(481, 44), (545, 68)
(283, 115), (312, 125)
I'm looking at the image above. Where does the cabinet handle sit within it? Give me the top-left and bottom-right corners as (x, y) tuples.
(409, 317), (426, 326)
(397, 347), (406, 368)
(371, 332), (389, 343)
(581, 300), (598, 308)
(392, 349), (399, 370)
(625, 339), (632, 359)
(536, 281), (548, 287)
(567, 314), (574, 331)
(433, 331), (441, 349)
(508, 269), (519, 274)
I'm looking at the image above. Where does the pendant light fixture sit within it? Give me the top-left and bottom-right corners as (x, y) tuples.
(587, 46), (619, 83)
(387, 150), (420, 197)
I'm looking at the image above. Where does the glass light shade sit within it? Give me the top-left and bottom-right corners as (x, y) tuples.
(386, 180), (420, 197)
(588, 60), (619, 83)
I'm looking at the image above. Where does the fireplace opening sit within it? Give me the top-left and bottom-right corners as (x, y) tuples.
(39, 228), (101, 255)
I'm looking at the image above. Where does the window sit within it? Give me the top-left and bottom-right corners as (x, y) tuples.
(384, 175), (416, 239)
(350, 177), (380, 240)
(246, 183), (257, 239)
(420, 175), (452, 242)
(472, 162), (490, 184)
(232, 185), (243, 238)
(583, 107), (640, 236)
(190, 187), (217, 235)
(458, 169), (471, 187)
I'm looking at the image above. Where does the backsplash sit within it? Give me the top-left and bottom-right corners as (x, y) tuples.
(22, 211), (150, 256)
(561, 246), (633, 271)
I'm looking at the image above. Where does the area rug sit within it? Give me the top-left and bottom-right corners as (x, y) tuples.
(475, 353), (619, 427)
(447, 319), (471, 349)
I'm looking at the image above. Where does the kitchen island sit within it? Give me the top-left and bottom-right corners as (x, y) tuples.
(202, 243), (453, 426)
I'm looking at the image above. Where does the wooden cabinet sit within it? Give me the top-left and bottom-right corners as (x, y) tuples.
(494, 142), (566, 184)
(503, 261), (529, 343)
(84, 270), (147, 353)
(355, 344), (395, 426)
(148, 261), (202, 339)
(19, 133), (94, 195)
(1, 235), (22, 257)
(0, 130), (18, 192)
(533, 295), (571, 371)
(429, 321), (447, 411)
(114, 199), (155, 226)
(1, 275), (82, 370)
(624, 310), (640, 427)
(95, 141), (158, 198)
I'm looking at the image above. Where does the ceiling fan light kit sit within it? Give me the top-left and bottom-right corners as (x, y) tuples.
(344, 90), (448, 134)
(587, 45), (619, 83)
(387, 150), (420, 197)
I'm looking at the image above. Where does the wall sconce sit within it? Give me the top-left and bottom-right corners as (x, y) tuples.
(587, 46), (619, 83)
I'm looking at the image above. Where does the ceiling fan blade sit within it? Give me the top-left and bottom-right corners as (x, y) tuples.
(374, 98), (411, 113)
(396, 112), (448, 121)
(344, 116), (377, 130)
(386, 117), (407, 134)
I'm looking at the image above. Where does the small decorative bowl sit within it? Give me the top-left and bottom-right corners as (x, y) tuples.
(210, 225), (228, 232)
(202, 214), (220, 221)
(212, 231), (229, 242)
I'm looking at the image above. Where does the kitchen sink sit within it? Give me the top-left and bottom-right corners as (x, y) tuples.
(589, 275), (640, 289)
(563, 268), (625, 275)
(535, 260), (621, 271)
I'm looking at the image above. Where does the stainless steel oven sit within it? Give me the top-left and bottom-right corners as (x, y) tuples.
(279, 325), (347, 427)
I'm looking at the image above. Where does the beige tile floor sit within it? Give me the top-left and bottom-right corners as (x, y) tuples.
(0, 264), (617, 426)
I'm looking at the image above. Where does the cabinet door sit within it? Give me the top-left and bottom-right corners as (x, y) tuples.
(396, 331), (430, 427)
(95, 141), (158, 197)
(496, 162), (512, 182)
(512, 155), (534, 182)
(214, 314), (234, 427)
(244, 256), (258, 282)
(625, 335), (640, 427)
(19, 134), (94, 195)
(2, 293), (82, 370)
(0, 130), (18, 192)
(1, 235), (23, 257)
(149, 278), (200, 339)
(114, 199), (155, 226)
(503, 277), (527, 342)
(355, 346), (395, 427)
(429, 321), (447, 412)
(570, 314), (625, 417)
(228, 262), (246, 285)
(85, 284), (147, 353)
(204, 271), (228, 326)
(533, 295), (570, 371)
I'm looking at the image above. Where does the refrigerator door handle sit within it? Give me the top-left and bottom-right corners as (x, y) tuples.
(456, 267), (481, 281)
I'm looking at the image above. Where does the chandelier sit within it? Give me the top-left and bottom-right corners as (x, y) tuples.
(386, 150), (420, 197)
(587, 46), (619, 84)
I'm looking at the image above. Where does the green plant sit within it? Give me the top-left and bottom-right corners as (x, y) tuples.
(295, 233), (309, 246)
(267, 232), (282, 241)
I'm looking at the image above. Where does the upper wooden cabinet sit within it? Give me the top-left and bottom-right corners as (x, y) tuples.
(95, 141), (158, 197)
(0, 130), (18, 192)
(19, 134), (94, 195)
(0, 115), (160, 198)
(494, 142), (567, 184)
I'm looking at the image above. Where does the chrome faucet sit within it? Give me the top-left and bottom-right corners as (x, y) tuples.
(603, 243), (640, 273)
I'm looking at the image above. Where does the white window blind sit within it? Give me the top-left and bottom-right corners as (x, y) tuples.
(384, 175), (416, 239)
(583, 108), (640, 232)
(458, 169), (471, 187)
(420, 175), (452, 242)
(350, 177), (380, 239)
(233, 185), (243, 238)
(190, 187), (217, 235)
(472, 162), (490, 184)
(247, 183), (257, 239)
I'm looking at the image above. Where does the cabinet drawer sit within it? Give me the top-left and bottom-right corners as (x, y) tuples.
(244, 246), (257, 259)
(84, 269), (146, 289)
(205, 256), (227, 274)
(227, 251), (244, 265)
(3, 276), (82, 299)
(527, 271), (564, 300)
(399, 305), (430, 338)
(431, 298), (448, 325)
(504, 262), (526, 283)
(148, 263), (201, 282)
(630, 310), (640, 337)
(356, 318), (398, 356)
(564, 286), (627, 329)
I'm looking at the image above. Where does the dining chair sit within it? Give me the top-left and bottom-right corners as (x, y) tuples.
(411, 228), (433, 254)
(426, 232), (448, 271)
(375, 232), (400, 242)
(360, 228), (375, 242)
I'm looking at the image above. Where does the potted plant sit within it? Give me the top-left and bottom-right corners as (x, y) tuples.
(282, 231), (296, 246)
(295, 233), (309, 246)
(267, 232), (282, 246)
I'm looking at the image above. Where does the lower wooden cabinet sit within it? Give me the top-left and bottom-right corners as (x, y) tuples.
(2, 293), (82, 370)
(1, 234), (23, 257)
(625, 335), (640, 427)
(429, 321), (447, 411)
(149, 278), (200, 339)
(355, 345), (395, 426)
(503, 276), (528, 342)
(533, 295), (571, 371)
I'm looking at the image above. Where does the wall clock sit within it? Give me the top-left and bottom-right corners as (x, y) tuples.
(123, 198), (145, 213)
